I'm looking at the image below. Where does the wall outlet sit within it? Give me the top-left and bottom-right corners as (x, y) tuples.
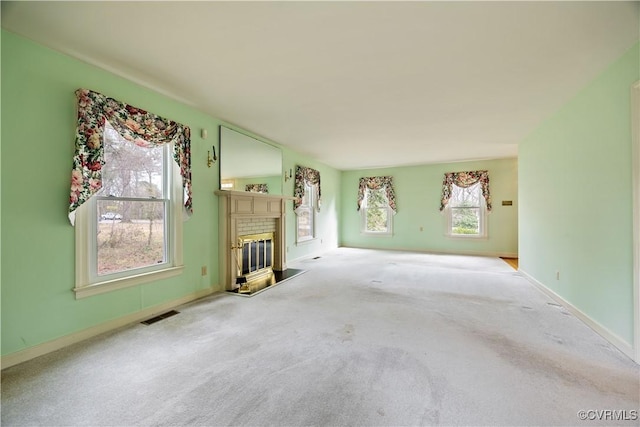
(556, 271), (560, 280)
(420, 226), (424, 232)
(201, 266), (207, 276)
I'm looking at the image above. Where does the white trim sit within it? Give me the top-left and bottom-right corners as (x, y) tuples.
(1, 288), (217, 370)
(444, 183), (488, 238)
(520, 269), (635, 362)
(287, 247), (337, 264)
(74, 266), (184, 299)
(74, 154), (184, 298)
(296, 181), (316, 244)
(360, 192), (394, 236)
(340, 244), (517, 259)
(296, 237), (318, 246)
(631, 80), (640, 363)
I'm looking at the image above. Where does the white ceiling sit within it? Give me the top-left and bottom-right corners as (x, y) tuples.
(2, 1), (639, 170)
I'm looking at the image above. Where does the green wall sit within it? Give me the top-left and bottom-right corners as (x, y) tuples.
(340, 158), (518, 256)
(0, 31), (341, 357)
(519, 43), (639, 346)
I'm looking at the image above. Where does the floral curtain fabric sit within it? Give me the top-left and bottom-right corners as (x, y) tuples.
(293, 165), (321, 213)
(439, 170), (491, 211)
(69, 89), (192, 225)
(245, 184), (269, 193)
(357, 176), (397, 213)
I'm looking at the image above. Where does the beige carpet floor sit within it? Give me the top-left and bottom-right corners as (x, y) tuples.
(2, 248), (638, 426)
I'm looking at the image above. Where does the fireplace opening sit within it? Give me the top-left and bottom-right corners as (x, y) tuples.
(242, 237), (273, 275)
(236, 232), (275, 293)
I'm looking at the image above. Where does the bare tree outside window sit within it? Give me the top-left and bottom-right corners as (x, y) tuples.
(96, 122), (168, 275)
(450, 182), (481, 235)
(363, 187), (392, 233)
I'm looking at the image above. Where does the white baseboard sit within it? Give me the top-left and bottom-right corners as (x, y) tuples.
(1, 287), (217, 370)
(340, 244), (518, 259)
(520, 270), (636, 362)
(287, 246), (338, 265)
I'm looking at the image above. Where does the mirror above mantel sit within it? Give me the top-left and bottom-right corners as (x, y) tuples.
(219, 126), (283, 195)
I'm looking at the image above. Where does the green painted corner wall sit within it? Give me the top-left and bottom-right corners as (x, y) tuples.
(340, 158), (518, 256)
(0, 31), (341, 357)
(519, 43), (639, 346)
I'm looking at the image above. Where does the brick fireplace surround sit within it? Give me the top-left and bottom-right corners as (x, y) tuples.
(215, 190), (293, 291)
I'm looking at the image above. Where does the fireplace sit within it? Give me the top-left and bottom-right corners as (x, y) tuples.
(216, 190), (306, 295)
(216, 190), (288, 291)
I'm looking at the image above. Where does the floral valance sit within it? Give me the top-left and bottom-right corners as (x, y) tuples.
(293, 165), (321, 213)
(68, 89), (192, 225)
(439, 170), (491, 211)
(245, 183), (269, 193)
(357, 176), (397, 213)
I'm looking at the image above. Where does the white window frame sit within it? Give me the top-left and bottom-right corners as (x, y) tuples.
(296, 181), (316, 244)
(74, 143), (183, 299)
(444, 183), (488, 239)
(360, 187), (393, 236)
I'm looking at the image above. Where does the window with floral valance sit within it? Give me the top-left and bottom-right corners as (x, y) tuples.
(357, 176), (397, 213)
(294, 165), (320, 243)
(293, 165), (321, 213)
(357, 176), (396, 235)
(439, 170), (491, 211)
(68, 88), (192, 225)
(440, 170), (491, 238)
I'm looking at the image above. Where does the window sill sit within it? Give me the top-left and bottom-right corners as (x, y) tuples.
(74, 265), (184, 299)
(446, 234), (488, 240)
(361, 231), (393, 237)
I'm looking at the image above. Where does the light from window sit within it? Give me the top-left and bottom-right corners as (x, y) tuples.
(362, 187), (393, 234)
(448, 182), (485, 236)
(94, 122), (171, 277)
(296, 181), (315, 242)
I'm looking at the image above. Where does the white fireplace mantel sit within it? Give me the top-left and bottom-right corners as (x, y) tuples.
(215, 190), (294, 291)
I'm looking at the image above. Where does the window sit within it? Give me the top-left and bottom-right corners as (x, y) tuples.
(361, 187), (393, 235)
(296, 181), (316, 243)
(69, 89), (191, 298)
(357, 176), (396, 236)
(74, 122), (183, 298)
(446, 182), (487, 237)
(97, 123), (170, 275)
(439, 170), (491, 238)
(294, 165), (321, 243)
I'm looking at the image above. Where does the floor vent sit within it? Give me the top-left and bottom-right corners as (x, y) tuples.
(141, 310), (179, 325)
